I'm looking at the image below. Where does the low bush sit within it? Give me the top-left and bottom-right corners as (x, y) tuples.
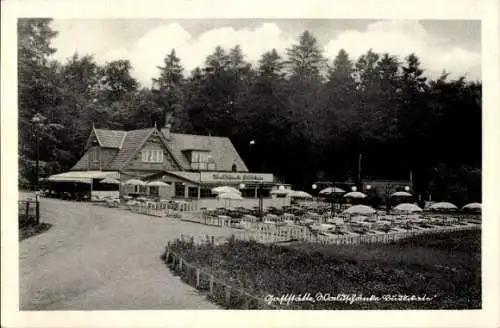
(19, 222), (52, 241)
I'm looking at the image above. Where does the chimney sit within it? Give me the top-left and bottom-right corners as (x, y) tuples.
(162, 112), (172, 140)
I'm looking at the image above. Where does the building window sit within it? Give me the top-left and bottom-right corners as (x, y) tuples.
(200, 188), (213, 198)
(190, 151), (211, 171)
(149, 186), (159, 197)
(241, 189), (255, 198)
(142, 149), (163, 163)
(89, 147), (100, 167)
(232, 163), (237, 172)
(174, 182), (185, 197)
(188, 187), (198, 198)
(134, 185), (147, 194)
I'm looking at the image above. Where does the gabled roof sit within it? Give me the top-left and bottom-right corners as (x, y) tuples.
(94, 129), (127, 149)
(71, 150), (91, 171)
(74, 127), (248, 173)
(106, 128), (157, 170)
(168, 133), (249, 172)
(71, 148), (120, 171)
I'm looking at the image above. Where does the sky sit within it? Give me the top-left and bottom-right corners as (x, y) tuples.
(49, 19), (481, 86)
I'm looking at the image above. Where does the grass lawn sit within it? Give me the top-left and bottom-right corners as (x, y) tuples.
(167, 229), (481, 309)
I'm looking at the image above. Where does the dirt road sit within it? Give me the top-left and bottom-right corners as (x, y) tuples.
(19, 197), (234, 310)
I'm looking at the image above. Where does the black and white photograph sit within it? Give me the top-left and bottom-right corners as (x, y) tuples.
(2, 1), (500, 327)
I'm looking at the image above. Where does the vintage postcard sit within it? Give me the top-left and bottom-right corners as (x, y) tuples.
(1, 0), (499, 327)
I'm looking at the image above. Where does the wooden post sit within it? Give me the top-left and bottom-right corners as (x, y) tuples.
(25, 202), (29, 223)
(225, 285), (231, 306)
(35, 200), (40, 225)
(211, 236), (214, 245)
(165, 250), (170, 264)
(195, 269), (200, 288)
(209, 275), (214, 296)
(179, 257), (183, 271)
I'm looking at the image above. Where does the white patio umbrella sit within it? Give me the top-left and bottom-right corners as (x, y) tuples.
(217, 192), (244, 200)
(391, 191), (412, 197)
(212, 186), (242, 195)
(319, 187), (346, 195)
(124, 179), (146, 186)
(270, 188), (291, 195)
(344, 191), (367, 199)
(429, 202), (458, 211)
(289, 190), (313, 198)
(343, 204), (376, 215)
(217, 191), (243, 208)
(393, 203), (423, 213)
(462, 202), (482, 211)
(312, 223), (335, 231)
(146, 180), (169, 187)
(100, 178), (120, 184)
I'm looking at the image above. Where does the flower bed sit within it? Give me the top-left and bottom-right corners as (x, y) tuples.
(165, 230), (481, 309)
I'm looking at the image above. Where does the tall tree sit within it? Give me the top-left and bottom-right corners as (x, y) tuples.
(186, 45), (253, 137)
(99, 59), (139, 103)
(286, 30), (327, 83)
(398, 53), (429, 159)
(236, 49), (287, 173)
(18, 18), (59, 131)
(318, 49), (357, 180)
(327, 49), (354, 82)
(284, 31), (327, 186)
(152, 49), (191, 132)
(354, 49), (380, 90)
(18, 18), (60, 183)
(184, 67), (209, 134)
(54, 54), (105, 167)
(258, 49), (285, 78)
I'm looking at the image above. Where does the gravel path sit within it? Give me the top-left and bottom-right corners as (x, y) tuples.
(19, 197), (235, 310)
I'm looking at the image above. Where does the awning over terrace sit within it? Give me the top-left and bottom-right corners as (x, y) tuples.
(47, 171), (120, 184)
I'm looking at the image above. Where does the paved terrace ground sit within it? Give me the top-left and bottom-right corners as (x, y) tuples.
(19, 196), (235, 310)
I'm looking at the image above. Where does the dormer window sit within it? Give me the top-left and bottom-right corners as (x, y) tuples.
(207, 155), (216, 170)
(190, 150), (213, 170)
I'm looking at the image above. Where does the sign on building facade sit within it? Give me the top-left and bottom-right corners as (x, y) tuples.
(200, 172), (274, 184)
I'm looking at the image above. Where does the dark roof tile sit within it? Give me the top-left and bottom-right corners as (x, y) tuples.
(168, 133), (248, 172)
(94, 129), (127, 149)
(71, 150), (90, 170)
(106, 128), (156, 170)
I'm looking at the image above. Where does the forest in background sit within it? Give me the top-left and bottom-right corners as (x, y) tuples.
(18, 19), (482, 205)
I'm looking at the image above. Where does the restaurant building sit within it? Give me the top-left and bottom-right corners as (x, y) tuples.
(47, 117), (276, 199)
